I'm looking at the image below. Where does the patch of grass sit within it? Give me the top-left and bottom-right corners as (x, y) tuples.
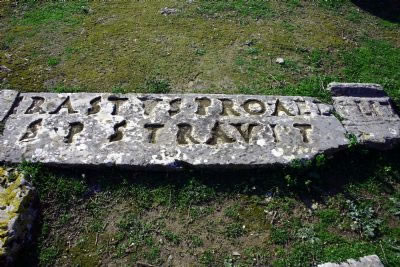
(197, 0), (273, 19)
(47, 57), (60, 66)
(15, 1), (89, 26)
(270, 227), (291, 245)
(143, 76), (171, 94)
(342, 39), (400, 106)
(39, 246), (59, 266)
(225, 222), (245, 238)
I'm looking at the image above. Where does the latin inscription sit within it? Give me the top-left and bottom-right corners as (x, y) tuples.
(5, 94), (359, 148)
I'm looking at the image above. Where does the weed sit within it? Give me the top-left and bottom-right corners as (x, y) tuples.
(347, 200), (382, 238)
(39, 246), (59, 266)
(163, 230), (181, 245)
(225, 222), (245, 238)
(200, 249), (215, 265)
(144, 76), (171, 94)
(270, 227), (290, 245)
(47, 57), (60, 66)
(189, 235), (204, 247)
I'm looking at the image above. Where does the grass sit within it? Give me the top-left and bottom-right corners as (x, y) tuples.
(0, 0), (399, 266)
(11, 146), (400, 266)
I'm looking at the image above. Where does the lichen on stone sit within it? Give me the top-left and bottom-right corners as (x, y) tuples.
(0, 167), (37, 265)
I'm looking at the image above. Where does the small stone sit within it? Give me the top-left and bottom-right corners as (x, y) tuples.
(232, 251), (241, 256)
(318, 255), (384, 267)
(276, 57), (285, 64)
(0, 65), (11, 73)
(160, 7), (178, 16)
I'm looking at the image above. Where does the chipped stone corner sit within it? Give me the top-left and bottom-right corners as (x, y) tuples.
(328, 82), (400, 150)
(0, 90), (20, 122)
(0, 167), (37, 266)
(318, 254), (384, 267)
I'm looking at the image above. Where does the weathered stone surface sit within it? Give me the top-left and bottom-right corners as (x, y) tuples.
(0, 93), (349, 168)
(0, 90), (19, 122)
(329, 83), (400, 149)
(318, 255), (384, 267)
(0, 167), (37, 265)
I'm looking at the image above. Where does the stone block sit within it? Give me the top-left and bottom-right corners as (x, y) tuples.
(318, 255), (384, 267)
(329, 83), (400, 150)
(0, 93), (349, 168)
(0, 167), (37, 265)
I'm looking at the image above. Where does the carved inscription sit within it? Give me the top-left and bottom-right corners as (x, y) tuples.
(3, 94), (344, 151)
(64, 122), (84, 144)
(25, 97), (46, 114)
(177, 124), (199, 145)
(195, 98), (211, 115)
(88, 97), (101, 115)
(20, 119), (42, 142)
(145, 124), (164, 144)
(109, 121), (127, 142)
(206, 122), (236, 145)
(108, 96), (128, 115)
(50, 96), (78, 114)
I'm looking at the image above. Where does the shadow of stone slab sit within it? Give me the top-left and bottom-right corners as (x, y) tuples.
(352, 0), (400, 23)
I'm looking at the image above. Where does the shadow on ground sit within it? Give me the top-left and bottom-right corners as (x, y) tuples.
(352, 0), (400, 23)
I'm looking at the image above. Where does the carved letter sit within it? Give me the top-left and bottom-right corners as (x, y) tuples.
(219, 99), (240, 116)
(25, 97), (46, 114)
(139, 97), (162, 116)
(64, 122), (84, 143)
(206, 122), (236, 145)
(88, 96), (101, 115)
(177, 123), (199, 145)
(20, 119), (43, 142)
(231, 123), (258, 143)
(242, 100), (265, 115)
(144, 124), (164, 144)
(49, 96), (78, 114)
(195, 97), (211, 115)
(108, 96), (128, 115)
(293, 124), (312, 143)
(269, 124), (279, 143)
(272, 99), (296, 116)
(169, 99), (181, 116)
(108, 120), (127, 142)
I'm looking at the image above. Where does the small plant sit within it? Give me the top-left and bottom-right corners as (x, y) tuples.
(389, 197), (400, 217)
(270, 227), (290, 245)
(346, 200), (382, 238)
(47, 57), (60, 66)
(163, 230), (181, 245)
(200, 249), (215, 265)
(296, 226), (320, 244)
(346, 133), (359, 149)
(145, 76), (171, 94)
(225, 223), (245, 238)
(195, 48), (206, 56)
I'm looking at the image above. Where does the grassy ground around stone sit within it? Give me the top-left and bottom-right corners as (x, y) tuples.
(12, 146), (400, 266)
(0, 0), (399, 266)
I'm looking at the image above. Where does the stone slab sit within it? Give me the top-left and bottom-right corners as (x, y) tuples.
(0, 167), (37, 265)
(0, 90), (19, 122)
(329, 83), (400, 149)
(0, 92), (349, 169)
(318, 255), (384, 267)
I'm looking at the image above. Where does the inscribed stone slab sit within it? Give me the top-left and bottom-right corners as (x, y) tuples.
(0, 93), (349, 168)
(329, 83), (400, 149)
